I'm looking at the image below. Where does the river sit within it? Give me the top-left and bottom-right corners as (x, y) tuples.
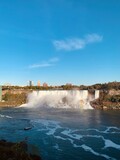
(0, 107), (120, 160)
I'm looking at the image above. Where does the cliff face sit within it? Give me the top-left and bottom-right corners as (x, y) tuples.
(0, 89), (120, 109)
(109, 89), (120, 95)
(91, 90), (120, 109)
(0, 89), (33, 107)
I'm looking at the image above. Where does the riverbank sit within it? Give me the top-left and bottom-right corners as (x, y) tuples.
(0, 139), (41, 160)
(0, 101), (22, 107)
(90, 100), (120, 110)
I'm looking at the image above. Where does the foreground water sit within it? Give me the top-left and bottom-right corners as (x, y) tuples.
(0, 107), (120, 160)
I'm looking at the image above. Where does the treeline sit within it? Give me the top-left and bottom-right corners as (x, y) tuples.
(2, 81), (120, 91)
(79, 82), (120, 90)
(2, 86), (55, 90)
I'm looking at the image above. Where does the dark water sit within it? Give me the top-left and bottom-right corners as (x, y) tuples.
(0, 107), (120, 160)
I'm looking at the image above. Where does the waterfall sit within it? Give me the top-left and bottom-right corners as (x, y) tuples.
(20, 90), (99, 109)
(95, 90), (100, 99)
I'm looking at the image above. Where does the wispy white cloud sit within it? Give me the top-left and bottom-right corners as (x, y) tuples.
(85, 34), (103, 43)
(53, 33), (103, 51)
(49, 57), (59, 62)
(29, 57), (59, 69)
(29, 63), (53, 69)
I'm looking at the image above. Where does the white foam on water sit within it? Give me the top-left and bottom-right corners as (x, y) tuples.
(54, 135), (78, 147)
(67, 138), (74, 145)
(45, 122), (61, 136)
(81, 144), (116, 160)
(86, 126), (120, 134)
(74, 143), (116, 160)
(0, 114), (12, 119)
(30, 118), (120, 160)
(61, 129), (83, 140)
(31, 119), (61, 136)
(85, 134), (120, 151)
(53, 144), (62, 151)
(31, 119), (60, 128)
(53, 131), (118, 160)
(54, 131), (83, 147)
(36, 128), (48, 132)
(85, 135), (103, 139)
(73, 143), (82, 148)
(103, 139), (120, 150)
(54, 136), (66, 141)
(104, 126), (120, 133)
(46, 128), (58, 136)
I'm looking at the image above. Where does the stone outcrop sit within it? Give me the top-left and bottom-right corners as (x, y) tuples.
(91, 90), (120, 110)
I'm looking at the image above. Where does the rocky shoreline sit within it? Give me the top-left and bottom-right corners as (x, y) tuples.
(90, 100), (120, 110)
(90, 90), (120, 110)
(0, 139), (41, 160)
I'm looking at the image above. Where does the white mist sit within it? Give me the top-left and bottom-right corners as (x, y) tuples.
(20, 90), (99, 109)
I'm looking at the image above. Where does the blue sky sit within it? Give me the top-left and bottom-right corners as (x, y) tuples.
(0, 0), (120, 86)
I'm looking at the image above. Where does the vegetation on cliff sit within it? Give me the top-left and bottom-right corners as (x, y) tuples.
(0, 92), (27, 107)
(91, 91), (120, 109)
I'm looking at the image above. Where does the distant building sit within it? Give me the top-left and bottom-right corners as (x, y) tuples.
(37, 81), (40, 87)
(0, 86), (2, 101)
(66, 83), (72, 86)
(29, 81), (33, 87)
(4, 83), (11, 86)
(43, 82), (48, 87)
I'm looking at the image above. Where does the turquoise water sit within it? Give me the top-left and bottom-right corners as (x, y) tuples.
(0, 108), (120, 160)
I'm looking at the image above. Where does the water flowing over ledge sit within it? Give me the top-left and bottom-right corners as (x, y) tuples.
(20, 90), (99, 109)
